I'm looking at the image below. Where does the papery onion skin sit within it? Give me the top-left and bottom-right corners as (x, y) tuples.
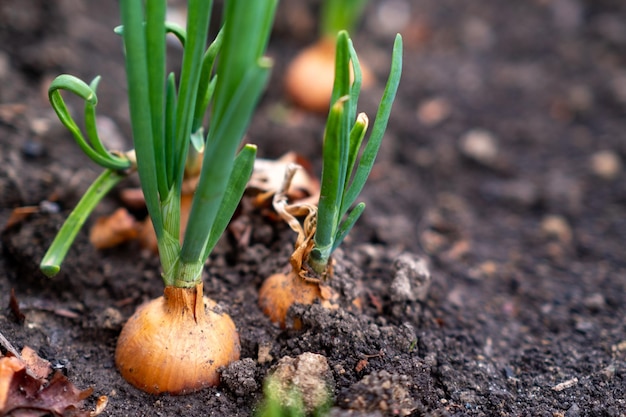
(115, 283), (240, 395)
(258, 271), (322, 329)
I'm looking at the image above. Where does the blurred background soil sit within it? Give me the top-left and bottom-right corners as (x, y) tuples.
(0, 0), (625, 415)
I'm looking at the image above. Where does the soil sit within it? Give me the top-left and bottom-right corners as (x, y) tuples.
(1, 0), (625, 416)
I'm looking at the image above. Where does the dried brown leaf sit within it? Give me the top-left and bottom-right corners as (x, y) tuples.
(249, 152), (320, 208)
(20, 346), (50, 381)
(3, 206), (39, 231)
(0, 348), (96, 417)
(89, 207), (139, 249)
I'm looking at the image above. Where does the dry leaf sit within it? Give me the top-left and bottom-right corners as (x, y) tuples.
(20, 346), (50, 381)
(0, 347), (101, 417)
(89, 207), (139, 249)
(249, 152), (320, 208)
(3, 206), (39, 231)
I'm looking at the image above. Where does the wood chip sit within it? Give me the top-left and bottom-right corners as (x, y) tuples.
(552, 378), (578, 392)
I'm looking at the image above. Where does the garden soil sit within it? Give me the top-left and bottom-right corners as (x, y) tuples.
(1, 0), (625, 415)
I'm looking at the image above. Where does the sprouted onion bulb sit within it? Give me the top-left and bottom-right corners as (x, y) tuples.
(258, 270), (323, 329)
(115, 283), (240, 394)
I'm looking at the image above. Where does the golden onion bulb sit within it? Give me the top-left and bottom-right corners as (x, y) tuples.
(115, 283), (240, 394)
(258, 271), (323, 329)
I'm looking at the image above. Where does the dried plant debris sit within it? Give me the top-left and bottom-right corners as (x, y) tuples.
(0, 345), (104, 417)
(88, 207), (138, 249)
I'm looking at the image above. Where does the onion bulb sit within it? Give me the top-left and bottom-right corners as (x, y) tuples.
(285, 37), (373, 113)
(259, 270), (333, 329)
(115, 283), (240, 394)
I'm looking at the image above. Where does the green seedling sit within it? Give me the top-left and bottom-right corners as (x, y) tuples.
(309, 30), (402, 274)
(41, 0), (277, 394)
(259, 30), (402, 328)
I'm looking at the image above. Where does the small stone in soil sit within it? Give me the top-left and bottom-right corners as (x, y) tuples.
(21, 139), (46, 158)
(459, 128), (499, 167)
(265, 352), (334, 414)
(390, 253), (431, 302)
(590, 150), (622, 180)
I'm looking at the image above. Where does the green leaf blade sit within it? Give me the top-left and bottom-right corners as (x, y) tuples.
(342, 34), (403, 215)
(120, 0), (164, 239)
(172, 0), (213, 191)
(202, 144), (257, 259)
(40, 169), (126, 277)
(314, 98), (347, 264)
(145, 0), (168, 197)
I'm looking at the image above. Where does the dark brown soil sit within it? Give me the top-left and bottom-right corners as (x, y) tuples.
(1, 0), (626, 416)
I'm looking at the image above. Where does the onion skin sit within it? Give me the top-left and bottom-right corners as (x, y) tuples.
(285, 37), (373, 113)
(115, 283), (240, 395)
(258, 271), (323, 329)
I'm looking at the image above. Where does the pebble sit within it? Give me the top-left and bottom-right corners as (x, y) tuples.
(541, 215), (573, 245)
(30, 117), (51, 136)
(583, 293), (606, 311)
(21, 139), (46, 159)
(417, 97), (451, 126)
(266, 352), (334, 414)
(459, 128), (499, 166)
(590, 150), (622, 180)
(374, 0), (411, 35)
(600, 364), (616, 380)
(552, 377), (578, 392)
(480, 179), (539, 207)
(390, 253), (431, 302)
(39, 200), (61, 214)
(257, 342), (273, 364)
(565, 403), (581, 417)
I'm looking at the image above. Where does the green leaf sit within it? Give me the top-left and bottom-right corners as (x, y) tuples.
(172, 0), (213, 192)
(146, 0), (168, 197)
(329, 31), (351, 108)
(179, 0), (276, 271)
(342, 112), (368, 205)
(346, 39), (362, 123)
(333, 202), (365, 253)
(164, 72), (178, 180)
(83, 76), (109, 157)
(114, 22), (187, 45)
(190, 127), (205, 153)
(120, 0), (164, 239)
(341, 34), (403, 216)
(202, 144), (257, 259)
(165, 22), (186, 46)
(48, 75), (130, 171)
(314, 98), (347, 265)
(40, 169), (126, 277)
(180, 63), (270, 268)
(192, 27), (224, 133)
